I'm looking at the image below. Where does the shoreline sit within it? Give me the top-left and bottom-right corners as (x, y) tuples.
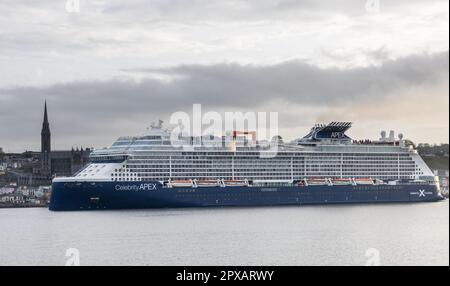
(0, 204), (48, 209)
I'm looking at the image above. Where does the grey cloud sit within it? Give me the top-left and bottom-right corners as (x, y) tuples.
(0, 51), (447, 151)
(0, 0), (447, 82)
(128, 51), (448, 106)
(3, 51), (447, 112)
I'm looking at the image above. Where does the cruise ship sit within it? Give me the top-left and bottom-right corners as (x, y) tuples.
(49, 121), (444, 210)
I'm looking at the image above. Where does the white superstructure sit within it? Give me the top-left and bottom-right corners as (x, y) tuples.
(54, 122), (435, 184)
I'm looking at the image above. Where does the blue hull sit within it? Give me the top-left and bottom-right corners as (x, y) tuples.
(49, 181), (445, 211)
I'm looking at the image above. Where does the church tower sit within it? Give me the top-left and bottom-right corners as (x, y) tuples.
(41, 100), (51, 176)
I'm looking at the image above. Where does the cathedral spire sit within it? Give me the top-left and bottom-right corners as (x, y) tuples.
(41, 100), (51, 176)
(43, 100), (48, 126)
(41, 100), (50, 142)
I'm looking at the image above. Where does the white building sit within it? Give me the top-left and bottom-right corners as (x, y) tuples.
(0, 193), (25, 204)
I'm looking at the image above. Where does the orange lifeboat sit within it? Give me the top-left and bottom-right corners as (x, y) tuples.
(195, 179), (221, 187)
(353, 178), (374, 185)
(331, 178), (352, 185)
(222, 179), (249, 187)
(169, 179), (194, 187)
(305, 178), (329, 186)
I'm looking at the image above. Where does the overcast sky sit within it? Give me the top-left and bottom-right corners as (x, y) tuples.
(0, 0), (448, 152)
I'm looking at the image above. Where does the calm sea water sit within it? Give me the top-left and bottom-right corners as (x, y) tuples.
(0, 201), (448, 266)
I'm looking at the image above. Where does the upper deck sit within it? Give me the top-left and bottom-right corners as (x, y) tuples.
(90, 121), (413, 161)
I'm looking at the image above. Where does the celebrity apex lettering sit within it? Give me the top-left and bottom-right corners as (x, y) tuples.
(115, 184), (157, 191)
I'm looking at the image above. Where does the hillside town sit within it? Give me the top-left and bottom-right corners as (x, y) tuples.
(0, 102), (91, 208)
